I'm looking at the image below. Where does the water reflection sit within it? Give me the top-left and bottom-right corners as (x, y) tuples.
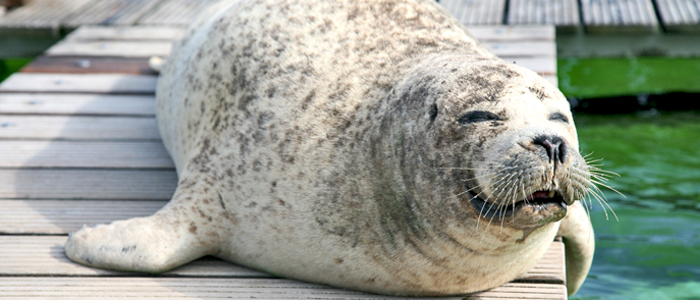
(571, 112), (700, 300)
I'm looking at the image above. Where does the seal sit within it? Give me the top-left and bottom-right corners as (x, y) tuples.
(64, 0), (595, 296)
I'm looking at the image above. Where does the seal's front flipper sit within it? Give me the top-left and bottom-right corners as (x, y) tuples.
(64, 179), (222, 273)
(557, 200), (595, 296)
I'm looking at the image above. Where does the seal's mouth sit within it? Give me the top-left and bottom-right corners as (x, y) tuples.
(469, 189), (568, 223)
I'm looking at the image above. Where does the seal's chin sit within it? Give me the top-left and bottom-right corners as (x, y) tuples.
(469, 190), (569, 226)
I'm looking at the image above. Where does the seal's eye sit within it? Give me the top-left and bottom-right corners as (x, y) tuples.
(457, 111), (501, 124)
(549, 112), (569, 123)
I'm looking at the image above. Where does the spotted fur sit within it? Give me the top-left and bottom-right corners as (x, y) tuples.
(65, 0), (594, 296)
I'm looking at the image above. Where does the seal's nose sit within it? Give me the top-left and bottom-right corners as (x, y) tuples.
(533, 135), (566, 164)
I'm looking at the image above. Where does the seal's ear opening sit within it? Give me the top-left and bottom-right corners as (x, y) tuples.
(429, 103), (438, 123)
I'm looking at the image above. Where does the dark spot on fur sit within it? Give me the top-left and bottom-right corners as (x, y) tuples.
(528, 86), (547, 101)
(189, 222), (197, 234)
(121, 245), (136, 253)
(429, 103), (438, 123)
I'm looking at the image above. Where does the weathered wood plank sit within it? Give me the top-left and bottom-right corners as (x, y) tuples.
(654, 0), (700, 32)
(0, 73), (157, 94)
(59, 25), (554, 43)
(482, 41), (556, 57)
(0, 277), (566, 299)
(20, 56), (156, 75)
(500, 57), (557, 75)
(0, 116), (160, 140)
(40, 39), (553, 60)
(580, 0), (659, 33)
(466, 26), (555, 42)
(440, 0), (507, 25)
(64, 26), (185, 41)
(0, 199), (166, 234)
(0, 93), (155, 116)
(0, 141), (174, 168)
(0, 235), (271, 277)
(61, 0), (163, 28)
(46, 40), (173, 57)
(0, 169), (177, 200)
(0, 0), (93, 34)
(507, 0), (580, 32)
(0, 234), (564, 285)
(138, 0), (222, 27)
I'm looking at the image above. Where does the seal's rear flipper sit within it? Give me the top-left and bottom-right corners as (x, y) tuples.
(64, 177), (223, 273)
(557, 200), (595, 296)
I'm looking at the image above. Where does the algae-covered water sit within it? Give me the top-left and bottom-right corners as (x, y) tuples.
(571, 112), (700, 300)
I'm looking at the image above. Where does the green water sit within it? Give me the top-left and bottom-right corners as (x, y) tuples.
(559, 58), (700, 98)
(571, 112), (700, 300)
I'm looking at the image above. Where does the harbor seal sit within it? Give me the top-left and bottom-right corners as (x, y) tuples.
(65, 0), (595, 296)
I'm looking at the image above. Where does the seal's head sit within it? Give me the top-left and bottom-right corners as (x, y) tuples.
(371, 54), (591, 237)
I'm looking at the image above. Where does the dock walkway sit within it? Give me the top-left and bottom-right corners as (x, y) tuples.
(1, 2), (567, 300)
(2, 0), (699, 34)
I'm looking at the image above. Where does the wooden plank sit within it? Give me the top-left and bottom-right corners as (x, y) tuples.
(46, 40), (173, 57)
(440, 0), (507, 25)
(61, 0), (163, 28)
(0, 116), (160, 140)
(499, 57), (557, 75)
(0, 169), (177, 200)
(60, 25), (553, 43)
(0, 141), (174, 168)
(0, 93), (156, 116)
(21, 56), (157, 75)
(0, 277), (565, 299)
(64, 26), (185, 41)
(0, 0), (93, 34)
(467, 25), (555, 42)
(0, 233), (564, 285)
(0, 199), (166, 234)
(654, 0), (700, 32)
(0, 235), (271, 277)
(0, 73), (157, 94)
(482, 41), (556, 57)
(580, 0), (659, 33)
(507, 0), (580, 32)
(138, 0), (222, 27)
(41, 39), (552, 60)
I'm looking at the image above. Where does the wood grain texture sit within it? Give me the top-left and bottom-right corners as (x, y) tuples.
(440, 0), (507, 25)
(0, 141), (174, 168)
(46, 40), (173, 57)
(0, 236), (271, 277)
(21, 56), (157, 75)
(507, 0), (580, 31)
(0, 234), (564, 283)
(64, 26), (185, 41)
(580, 0), (659, 33)
(654, 0), (700, 32)
(59, 25), (554, 43)
(0, 93), (155, 116)
(0, 277), (566, 299)
(0, 73), (157, 94)
(138, 0), (223, 27)
(41, 38), (552, 59)
(61, 0), (163, 28)
(0, 199), (166, 234)
(0, 169), (177, 200)
(0, 115), (160, 140)
(0, 0), (92, 31)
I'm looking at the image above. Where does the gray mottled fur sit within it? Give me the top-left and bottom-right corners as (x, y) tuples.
(65, 0), (594, 296)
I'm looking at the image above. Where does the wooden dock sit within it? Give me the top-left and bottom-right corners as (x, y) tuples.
(0, 1), (567, 299)
(2, 0), (700, 34)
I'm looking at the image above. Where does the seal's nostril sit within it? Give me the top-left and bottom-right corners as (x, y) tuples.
(533, 135), (566, 164)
